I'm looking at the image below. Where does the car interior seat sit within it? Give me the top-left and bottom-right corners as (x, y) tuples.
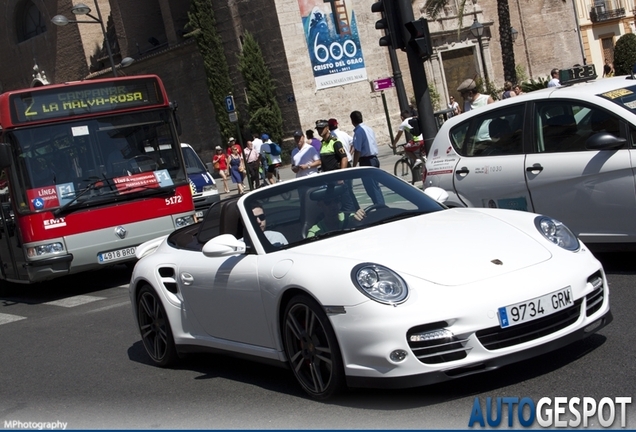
(219, 198), (243, 239)
(299, 186), (325, 239)
(541, 114), (578, 152)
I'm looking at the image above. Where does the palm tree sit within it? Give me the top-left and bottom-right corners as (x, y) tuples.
(424, 0), (517, 84)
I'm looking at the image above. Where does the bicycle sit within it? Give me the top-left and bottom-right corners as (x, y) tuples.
(393, 143), (426, 185)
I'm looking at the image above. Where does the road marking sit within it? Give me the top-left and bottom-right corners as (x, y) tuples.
(44, 295), (106, 308)
(0, 313), (26, 325)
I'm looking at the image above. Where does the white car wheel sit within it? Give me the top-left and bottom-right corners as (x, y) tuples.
(137, 285), (178, 367)
(283, 294), (345, 399)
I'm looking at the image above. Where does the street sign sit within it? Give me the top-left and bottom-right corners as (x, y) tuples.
(225, 95), (235, 113)
(229, 112), (238, 123)
(372, 77), (395, 92)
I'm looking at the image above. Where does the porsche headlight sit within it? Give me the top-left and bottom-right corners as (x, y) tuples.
(351, 263), (408, 305)
(534, 216), (580, 251)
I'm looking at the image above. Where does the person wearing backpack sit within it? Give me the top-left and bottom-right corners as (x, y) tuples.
(260, 134), (282, 184)
(391, 109), (425, 169)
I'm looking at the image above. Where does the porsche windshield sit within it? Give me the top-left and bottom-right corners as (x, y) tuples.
(6, 110), (186, 214)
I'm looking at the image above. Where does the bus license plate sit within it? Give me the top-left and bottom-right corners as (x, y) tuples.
(98, 247), (136, 263)
(498, 287), (573, 328)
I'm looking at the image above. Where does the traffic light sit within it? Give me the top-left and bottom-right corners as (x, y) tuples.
(371, 0), (405, 50)
(405, 18), (432, 60)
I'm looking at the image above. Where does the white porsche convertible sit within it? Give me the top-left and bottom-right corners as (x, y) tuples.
(129, 167), (612, 399)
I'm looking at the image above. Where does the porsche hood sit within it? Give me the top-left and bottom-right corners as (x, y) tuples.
(294, 208), (553, 286)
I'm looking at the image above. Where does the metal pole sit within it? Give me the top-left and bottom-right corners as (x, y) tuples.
(381, 91), (395, 153)
(93, 0), (117, 77)
(388, 47), (410, 113)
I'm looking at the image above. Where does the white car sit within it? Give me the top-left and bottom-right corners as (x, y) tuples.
(129, 167), (612, 399)
(424, 67), (636, 251)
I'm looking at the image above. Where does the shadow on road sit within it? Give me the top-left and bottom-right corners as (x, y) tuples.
(126, 330), (607, 408)
(594, 251), (636, 275)
(0, 263), (132, 304)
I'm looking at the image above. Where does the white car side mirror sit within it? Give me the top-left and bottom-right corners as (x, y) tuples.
(202, 234), (246, 256)
(423, 186), (449, 203)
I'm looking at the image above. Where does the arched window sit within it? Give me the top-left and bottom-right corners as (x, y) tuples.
(17, 0), (46, 42)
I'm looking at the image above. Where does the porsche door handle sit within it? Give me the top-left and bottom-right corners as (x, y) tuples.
(526, 164), (544, 173)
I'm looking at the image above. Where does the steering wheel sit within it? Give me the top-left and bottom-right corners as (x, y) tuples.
(128, 155), (156, 173)
(363, 204), (388, 214)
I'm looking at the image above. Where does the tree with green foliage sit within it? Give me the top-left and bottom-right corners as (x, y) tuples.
(613, 33), (636, 76)
(186, 0), (235, 144)
(238, 31), (284, 147)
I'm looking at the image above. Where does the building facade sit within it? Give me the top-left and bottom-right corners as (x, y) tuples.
(0, 0), (588, 163)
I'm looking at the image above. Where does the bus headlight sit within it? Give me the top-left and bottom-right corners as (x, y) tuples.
(175, 215), (196, 228)
(26, 242), (65, 258)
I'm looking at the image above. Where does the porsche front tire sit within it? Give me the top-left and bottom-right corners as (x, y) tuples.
(283, 294), (345, 399)
(137, 284), (178, 367)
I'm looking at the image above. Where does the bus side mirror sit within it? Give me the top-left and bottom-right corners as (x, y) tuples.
(0, 143), (12, 169)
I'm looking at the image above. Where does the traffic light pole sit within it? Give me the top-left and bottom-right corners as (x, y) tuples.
(388, 47), (410, 113)
(397, 0), (438, 155)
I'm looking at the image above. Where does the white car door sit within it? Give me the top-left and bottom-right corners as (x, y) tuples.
(451, 104), (532, 210)
(178, 251), (274, 348)
(525, 101), (636, 244)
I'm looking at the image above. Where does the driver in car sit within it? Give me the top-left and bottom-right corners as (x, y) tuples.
(251, 202), (288, 247)
(307, 185), (366, 238)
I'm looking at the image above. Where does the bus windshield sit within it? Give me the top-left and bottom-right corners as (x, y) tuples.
(6, 109), (185, 214)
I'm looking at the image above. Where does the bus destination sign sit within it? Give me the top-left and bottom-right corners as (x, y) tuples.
(10, 78), (164, 124)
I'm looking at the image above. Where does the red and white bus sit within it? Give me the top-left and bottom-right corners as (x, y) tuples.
(0, 75), (196, 283)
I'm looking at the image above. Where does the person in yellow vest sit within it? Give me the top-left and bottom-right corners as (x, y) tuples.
(315, 119), (349, 171)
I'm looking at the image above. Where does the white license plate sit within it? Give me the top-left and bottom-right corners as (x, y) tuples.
(498, 287), (573, 328)
(195, 210), (204, 218)
(98, 247), (136, 263)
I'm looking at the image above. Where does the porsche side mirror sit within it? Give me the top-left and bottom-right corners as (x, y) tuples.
(202, 234), (246, 256)
(585, 132), (626, 150)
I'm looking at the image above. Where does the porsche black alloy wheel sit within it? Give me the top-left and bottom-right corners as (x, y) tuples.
(137, 285), (178, 367)
(283, 294), (345, 399)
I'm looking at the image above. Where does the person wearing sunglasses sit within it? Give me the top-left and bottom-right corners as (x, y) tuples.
(251, 202), (288, 246)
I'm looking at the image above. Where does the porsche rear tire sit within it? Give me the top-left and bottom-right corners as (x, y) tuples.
(282, 294), (345, 399)
(137, 284), (178, 367)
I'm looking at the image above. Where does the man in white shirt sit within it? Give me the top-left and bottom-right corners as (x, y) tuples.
(251, 133), (265, 186)
(548, 68), (561, 87)
(328, 118), (353, 164)
(290, 130), (320, 177)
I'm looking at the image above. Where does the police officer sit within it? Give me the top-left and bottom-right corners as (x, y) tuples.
(315, 119), (349, 172)
(315, 119), (356, 212)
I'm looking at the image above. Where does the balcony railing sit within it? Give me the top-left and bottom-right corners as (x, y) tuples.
(589, 0), (626, 22)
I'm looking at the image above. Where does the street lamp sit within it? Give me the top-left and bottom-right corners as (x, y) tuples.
(51, 1), (118, 77)
(469, 17), (489, 85)
(511, 27), (519, 43)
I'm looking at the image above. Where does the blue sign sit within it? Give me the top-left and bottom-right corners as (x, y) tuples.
(225, 95), (235, 113)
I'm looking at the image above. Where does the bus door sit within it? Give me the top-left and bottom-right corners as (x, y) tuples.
(0, 192), (21, 281)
